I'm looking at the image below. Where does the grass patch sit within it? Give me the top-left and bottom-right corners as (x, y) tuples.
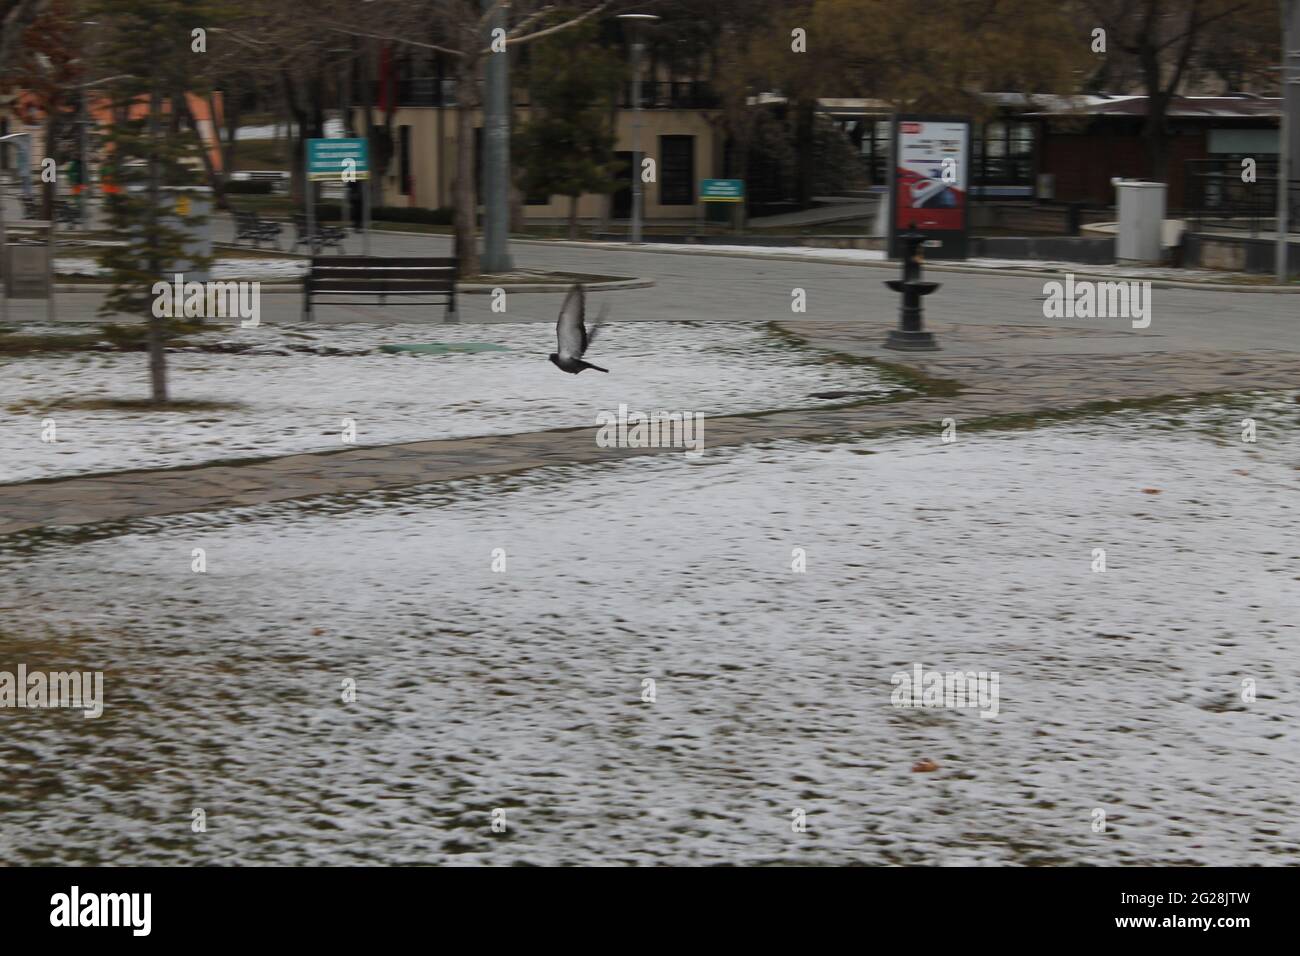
(0, 332), (107, 355)
(764, 321), (962, 400)
(26, 397), (246, 413)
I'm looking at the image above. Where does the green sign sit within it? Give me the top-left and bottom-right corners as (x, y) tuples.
(700, 179), (744, 202)
(307, 138), (370, 182)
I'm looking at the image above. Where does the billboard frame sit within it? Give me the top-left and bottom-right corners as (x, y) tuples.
(888, 113), (972, 260)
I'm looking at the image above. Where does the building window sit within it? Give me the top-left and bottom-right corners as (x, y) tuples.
(867, 120), (891, 185)
(658, 135), (694, 205)
(973, 119), (1036, 188)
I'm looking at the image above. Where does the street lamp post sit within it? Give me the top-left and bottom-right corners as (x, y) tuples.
(618, 13), (659, 245)
(1278, 0), (1299, 282)
(482, 0), (513, 273)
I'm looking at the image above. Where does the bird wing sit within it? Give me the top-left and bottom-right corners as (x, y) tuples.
(556, 284), (586, 358)
(585, 301), (610, 347)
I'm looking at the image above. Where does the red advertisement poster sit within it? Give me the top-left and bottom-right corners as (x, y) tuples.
(895, 119), (969, 231)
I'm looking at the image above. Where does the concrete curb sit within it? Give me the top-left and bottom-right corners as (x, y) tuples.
(513, 239), (1300, 294)
(51, 275), (655, 295)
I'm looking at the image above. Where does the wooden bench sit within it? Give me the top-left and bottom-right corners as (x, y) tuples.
(292, 213), (347, 255)
(232, 208), (283, 248)
(302, 256), (458, 320)
(231, 170), (290, 194)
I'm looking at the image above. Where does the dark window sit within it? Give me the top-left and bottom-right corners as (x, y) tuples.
(658, 135), (694, 205)
(973, 120), (1036, 187)
(399, 125), (412, 196)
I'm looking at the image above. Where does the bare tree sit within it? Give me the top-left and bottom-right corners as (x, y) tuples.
(1081, 0), (1270, 180)
(0, 0), (50, 76)
(320, 1), (625, 277)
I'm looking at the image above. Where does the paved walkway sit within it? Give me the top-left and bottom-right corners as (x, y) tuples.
(2, 320), (1296, 537)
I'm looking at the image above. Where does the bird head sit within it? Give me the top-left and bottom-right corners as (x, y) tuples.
(547, 353), (561, 367)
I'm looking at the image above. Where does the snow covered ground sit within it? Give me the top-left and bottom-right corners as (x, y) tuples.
(1, 395), (1295, 865)
(56, 257), (309, 282)
(0, 320), (900, 482)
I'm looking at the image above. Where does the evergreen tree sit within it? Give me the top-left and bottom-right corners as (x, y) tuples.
(92, 0), (216, 403)
(515, 18), (622, 240)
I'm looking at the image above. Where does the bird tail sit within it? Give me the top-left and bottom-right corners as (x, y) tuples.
(581, 361), (609, 373)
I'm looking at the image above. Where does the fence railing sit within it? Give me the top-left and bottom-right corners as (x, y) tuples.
(1184, 159), (1300, 237)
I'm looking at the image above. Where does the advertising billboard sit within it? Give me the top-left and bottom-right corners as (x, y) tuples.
(889, 115), (971, 259)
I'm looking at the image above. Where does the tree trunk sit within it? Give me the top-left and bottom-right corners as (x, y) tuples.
(213, 88), (240, 210)
(509, 175), (524, 233)
(1140, 50), (1170, 183)
(795, 98), (815, 208)
(42, 111), (57, 221)
(567, 194), (578, 239)
(147, 77), (168, 404)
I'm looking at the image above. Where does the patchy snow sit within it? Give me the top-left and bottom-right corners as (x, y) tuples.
(1, 397), (1296, 865)
(632, 243), (1264, 283)
(647, 243), (888, 262)
(56, 257), (309, 281)
(0, 320), (899, 482)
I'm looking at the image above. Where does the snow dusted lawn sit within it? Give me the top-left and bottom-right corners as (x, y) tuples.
(56, 257), (308, 282)
(0, 320), (898, 482)
(1, 397), (1296, 865)
(634, 243), (1258, 283)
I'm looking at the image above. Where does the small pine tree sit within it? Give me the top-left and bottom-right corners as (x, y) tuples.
(92, 0), (216, 403)
(515, 20), (623, 240)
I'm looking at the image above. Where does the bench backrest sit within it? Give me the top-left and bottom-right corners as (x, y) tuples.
(307, 256), (458, 294)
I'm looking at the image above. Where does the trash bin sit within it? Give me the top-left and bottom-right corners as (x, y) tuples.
(1115, 179), (1166, 265)
(3, 230), (52, 299)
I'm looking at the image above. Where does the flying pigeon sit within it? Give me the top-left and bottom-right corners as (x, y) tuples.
(549, 284), (609, 374)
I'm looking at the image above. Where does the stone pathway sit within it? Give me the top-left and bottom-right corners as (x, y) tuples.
(1, 320), (1297, 537)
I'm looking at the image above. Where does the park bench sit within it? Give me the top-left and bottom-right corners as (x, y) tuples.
(302, 256), (458, 321)
(232, 208), (283, 249)
(292, 213), (347, 255)
(230, 170), (290, 195)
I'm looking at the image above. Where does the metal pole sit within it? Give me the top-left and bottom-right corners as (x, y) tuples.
(0, 148), (7, 326)
(306, 140), (315, 258)
(363, 172), (371, 255)
(46, 186), (55, 322)
(482, 0), (512, 272)
(630, 31), (643, 244)
(1279, 0), (1298, 282)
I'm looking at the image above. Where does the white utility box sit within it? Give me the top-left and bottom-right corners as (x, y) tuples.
(1115, 179), (1166, 265)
